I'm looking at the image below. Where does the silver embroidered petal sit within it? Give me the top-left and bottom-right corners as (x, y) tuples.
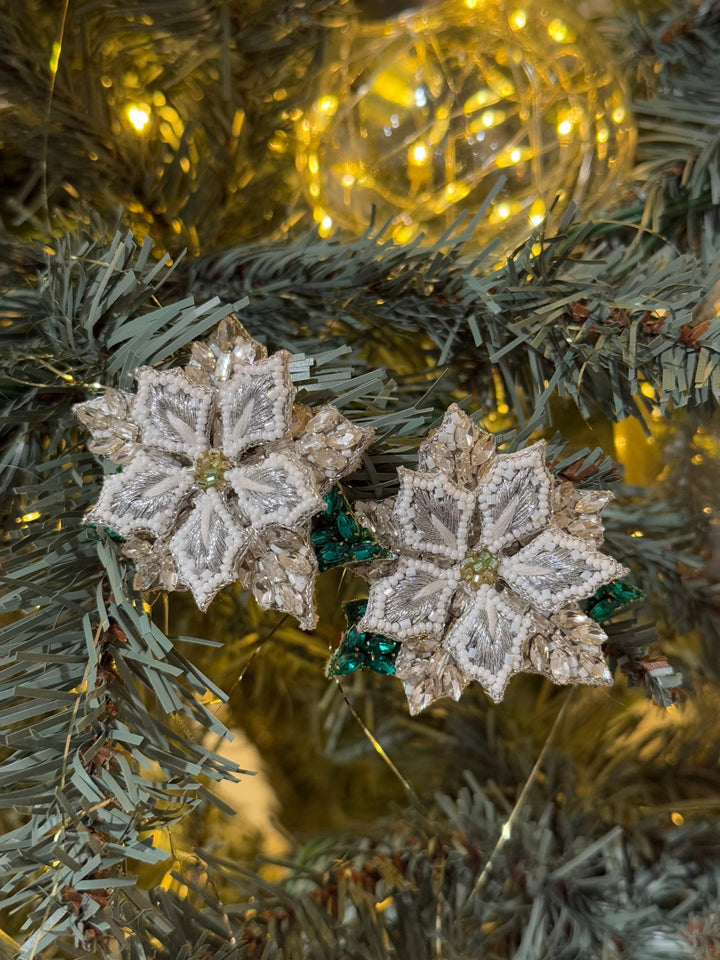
(551, 480), (614, 545)
(394, 641), (469, 715)
(499, 529), (628, 615)
(133, 367), (214, 461)
(393, 467), (475, 562)
(88, 452), (195, 539)
(242, 526), (319, 630)
(526, 605), (613, 686)
(168, 488), (251, 611)
(292, 405), (375, 492)
(358, 557), (458, 641)
(443, 585), (535, 702)
(418, 403), (495, 488)
(73, 389), (141, 465)
(217, 352), (294, 460)
(475, 441), (552, 553)
(228, 452), (324, 530)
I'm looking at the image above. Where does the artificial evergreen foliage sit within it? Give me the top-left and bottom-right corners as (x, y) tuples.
(0, 0), (719, 957)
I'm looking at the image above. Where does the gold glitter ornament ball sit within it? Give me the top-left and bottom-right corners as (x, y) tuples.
(296, 0), (635, 245)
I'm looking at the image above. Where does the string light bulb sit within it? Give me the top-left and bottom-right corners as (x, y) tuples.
(296, 0), (635, 246)
(126, 104), (151, 132)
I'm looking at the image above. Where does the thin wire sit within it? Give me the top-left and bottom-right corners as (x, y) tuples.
(335, 677), (423, 808)
(216, 614), (289, 709)
(41, 0), (72, 229)
(466, 689), (574, 905)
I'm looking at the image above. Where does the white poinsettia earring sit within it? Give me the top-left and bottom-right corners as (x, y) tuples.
(355, 404), (628, 713)
(75, 316), (374, 627)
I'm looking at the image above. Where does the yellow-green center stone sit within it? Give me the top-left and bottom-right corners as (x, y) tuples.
(460, 548), (500, 588)
(193, 449), (231, 490)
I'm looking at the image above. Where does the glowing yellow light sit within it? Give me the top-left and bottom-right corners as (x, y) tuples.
(547, 18), (575, 43)
(558, 119), (573, 136)
(529, 198), (546, 226)
(309, 182), (320, 197)
(393, 223), (418, 244)
(316, 95), (339, 117)
(640, 382), (655, 399)
(318, 215), (333, 237)
(18, 511), (41, 523)
(630, 530), (644, 538)
(49, 41), (62, 75)
(444, 181), (469, 202)
(308, 155), (319, 175)
(691, 454), (704, 465)
(671, 812), (684, 826)
(465, 0), (481, 7)
(531, 242), (542, 255)
(298, 117), (312, 145)
(463, 89), (492, 114)
(409, 141), (429, 165)
(496, 146), (529, 168)
(481, 109), (504, 128)
(703, 506), (713, 514)
(489, 200), (521, 225)
(127, 105), (150, 132)
(510, 8), (527, 28)
(341, 172), (356, 187)
(596, 125), (609, 144)
(612, 106), (626, 124)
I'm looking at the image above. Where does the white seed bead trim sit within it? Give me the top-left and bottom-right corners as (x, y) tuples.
(475, 441), (552, 554)
(443, 585), (533, 702)
(499, 528), (628, 615)
(358, 557), (461, 642)
(227, 451), (324, 531)
(393, 467), (476, 561)
(88, 451), (196, 539)
(218, 352), (294, 461)
(168, 488), (251, 611)
(134, 367), (215, 462)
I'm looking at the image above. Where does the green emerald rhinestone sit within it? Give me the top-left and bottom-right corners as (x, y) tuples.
(311, 484), (394, 573)
(585, 580), (645, 623)
(87, 524), (125, 543)
(460, 548), (500, 588)
(327, 598), (401, 678)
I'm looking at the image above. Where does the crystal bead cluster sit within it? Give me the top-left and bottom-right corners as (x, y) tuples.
(355, 404), (628, 713)
(75, 317), (375, 626)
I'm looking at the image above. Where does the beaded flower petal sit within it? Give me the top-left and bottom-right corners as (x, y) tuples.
(357, 404), (628, 713)
(75, 316), (374, 624)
